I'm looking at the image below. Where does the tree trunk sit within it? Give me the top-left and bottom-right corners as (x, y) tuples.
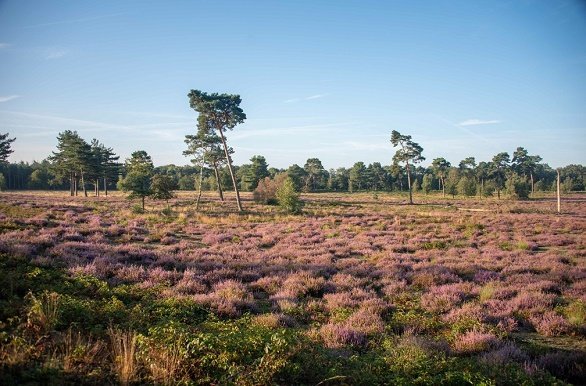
(212, 162), (224, 201)
(441, 177), (445, 197)
(218, 128), (243, 212)
(81, 171), (87, 197)
(104, 177), (108, 196)
(70, 172), (74, 196)
(195, 163), (204, 211)
(480, 179), (484, 200)
(74, 176), (78, 196)
(530, 173), (534, 196)
(557, 169), (561, 214)
(141, 196), (145, 210)
(406, 161), (413, 205)
(96, 179), (100, 197)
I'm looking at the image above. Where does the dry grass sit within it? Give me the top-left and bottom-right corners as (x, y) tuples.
(143, 341), (185, 386)
(108, 327), (138, 385)
(26, 291), (60, 334)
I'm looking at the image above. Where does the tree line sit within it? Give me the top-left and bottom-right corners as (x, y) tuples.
(1, 89), (585, 210)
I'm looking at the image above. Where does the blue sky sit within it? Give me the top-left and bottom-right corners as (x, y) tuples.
(0, 0), (585, 169)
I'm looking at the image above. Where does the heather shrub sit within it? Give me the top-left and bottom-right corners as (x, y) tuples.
(452, 330), (499, 354)
(530, 312), (570, 336)
(535, 351), (586, 384)
(345, 308), (385, 335)
(480, 342), (528, 366)
(319, 323), (366, 348)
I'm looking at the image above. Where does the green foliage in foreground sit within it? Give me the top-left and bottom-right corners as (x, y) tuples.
(0, 254), (568, 385)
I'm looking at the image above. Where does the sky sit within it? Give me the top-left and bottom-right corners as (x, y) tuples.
(0, 0), (585, 169)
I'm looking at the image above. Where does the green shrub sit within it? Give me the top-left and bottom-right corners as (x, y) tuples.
(457, 176), (477, 197)
(507, 173), (530, 199)
(276, 177), (302, 214)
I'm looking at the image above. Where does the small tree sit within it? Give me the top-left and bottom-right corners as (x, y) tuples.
(445, 168), (459, 198)
(390, 130), (425, 204)
(120, 151), (154, 210)
(286, 164), (307, 191)
(421, 174), (433, 195)
(151, 174), (176, 209)
(0, 132), (16, 164)
(349, 162), (367, 192)
(303, 158), (327, 192)
(507, 173), (530, 200)
(276, 177), (302, 214)
(490, 152), (510, 199)
(431, 157), (451, 197)
(512, 147), (542, 196)
(242, 155), (269, 191)
(49, 131), (92, 196)
(457, 176), (477, 197)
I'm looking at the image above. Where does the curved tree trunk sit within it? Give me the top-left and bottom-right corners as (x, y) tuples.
(218, 128), (243, 212)
(212, 162), (224, 201)
(195, 163), (204, 211)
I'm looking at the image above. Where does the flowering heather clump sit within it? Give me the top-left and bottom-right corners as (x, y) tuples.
(250, 276), (283, 295)
(345, 308), (385, 335)
(319, 323), (367, 348)
(115, 265), (148, 284)
(211, 280), (252, 302)
(530, 312), (571, 336)
(279, 271), (326, 299)
(480, 342), (528, 366)
(323, 292), (358, 311)
(174, 269), (207, 295)
(452, 330), (500, 354)
(420, 283), (476, 314)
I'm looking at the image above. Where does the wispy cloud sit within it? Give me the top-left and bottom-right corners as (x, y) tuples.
(284, 93), (329, 103)
(0, 43), (10, 49)
(305, 94), (328, 100)
(45, 48), (68, 59)
(0, 95), (20, 103)
(458, 119), (501, 126)
(0, 110), (192, 141)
